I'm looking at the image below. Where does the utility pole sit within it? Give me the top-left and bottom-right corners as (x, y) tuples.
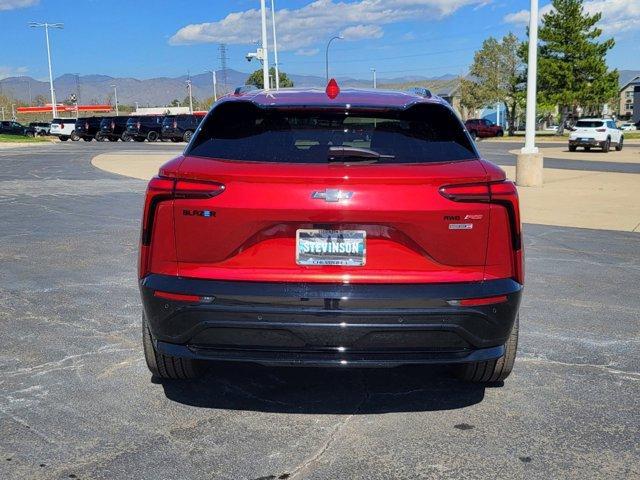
(496, 102), (500, 127)
(211, 70), (218, 102)
(270, 0), (280, 90)
(325, 36), (343, 82)
(516, 0), (543, 187)
(260, 0), (270, 90)
(371, 68), (377, 89)
(186, 74), (194, 113)
(111, 84), (119, 116)
(29, 22), (63, 119)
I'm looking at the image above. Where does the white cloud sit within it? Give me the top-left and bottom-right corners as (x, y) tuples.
(503, 9), (531, 25)
(170, 0), (490, 50)
(0, 66), (28, 79)
(503, 0), (640, 33)
(0, 0), (38, 11)
(341, 24), (384, 41)
(295, 48), (320, 56)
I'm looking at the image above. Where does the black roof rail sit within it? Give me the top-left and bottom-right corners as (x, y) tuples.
(234, 85), (259, 96)
(407, 87), (432, 98)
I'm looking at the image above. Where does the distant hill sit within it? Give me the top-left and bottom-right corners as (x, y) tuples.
(0, 70), (462, 106)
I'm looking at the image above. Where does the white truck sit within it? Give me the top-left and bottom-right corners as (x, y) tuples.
(49, 118), (78, 142)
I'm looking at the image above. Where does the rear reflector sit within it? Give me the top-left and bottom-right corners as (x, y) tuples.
(154, 291), (201, 302)
(448, 295), (508, 307)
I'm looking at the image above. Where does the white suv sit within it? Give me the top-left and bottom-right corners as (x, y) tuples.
(568, 119), (623, 152)
(49, 118), (77, 142)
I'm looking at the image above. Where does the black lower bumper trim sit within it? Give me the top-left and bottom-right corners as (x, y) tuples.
(141, 275), (522, 366)
(157, 341), (505, 368)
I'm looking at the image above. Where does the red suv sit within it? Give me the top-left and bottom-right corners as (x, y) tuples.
(139, 87), (523, 383)
(464, 118), (504, 139)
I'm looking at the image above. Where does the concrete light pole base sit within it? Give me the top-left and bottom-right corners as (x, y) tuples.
(516, 152), (544, 187)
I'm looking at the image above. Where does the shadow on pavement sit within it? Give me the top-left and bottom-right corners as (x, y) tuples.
(160, 362), (495, 414)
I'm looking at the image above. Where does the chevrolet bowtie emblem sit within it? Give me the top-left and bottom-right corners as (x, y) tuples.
(311, 189), (353, 202)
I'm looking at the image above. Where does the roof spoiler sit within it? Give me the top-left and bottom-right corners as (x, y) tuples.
(406, 87), (432, 98)
(234, 85), (259, 96)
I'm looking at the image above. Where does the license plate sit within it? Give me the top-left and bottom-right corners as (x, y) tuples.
(579, 138), (591, 142)
(296, 229), (366, 266)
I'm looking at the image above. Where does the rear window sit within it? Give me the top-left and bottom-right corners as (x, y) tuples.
(188, 102), (477, 164)
(576, 121), (604, 128)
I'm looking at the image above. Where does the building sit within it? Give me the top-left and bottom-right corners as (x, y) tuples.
(618, 71), (640, 120)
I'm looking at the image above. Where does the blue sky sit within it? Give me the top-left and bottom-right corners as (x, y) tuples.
(1, 0), (638, 81)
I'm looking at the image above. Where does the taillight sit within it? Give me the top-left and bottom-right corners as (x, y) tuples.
(440, 181), (523, 284)
(111, 121), (115, 130)
(136, 121), (141, 130)
(139, 176), (225, 278)
(173, 120), (177, 129)
(439, 183), (490, 202)
(85, 121), (89, 129)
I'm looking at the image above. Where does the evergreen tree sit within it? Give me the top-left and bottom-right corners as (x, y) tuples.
(535, 0), (618, 134)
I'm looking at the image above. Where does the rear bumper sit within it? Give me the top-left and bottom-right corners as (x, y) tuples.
(140, 274), (522, 367)
(569, 138), (605, 147)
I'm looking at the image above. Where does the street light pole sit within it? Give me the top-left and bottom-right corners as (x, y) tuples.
(29, 22), (63, 119)
(111, 84), (119, 116)
(325, 35), (343, 82)
(260, 0), (270, 90)
(270, 0), (280, 90)
(516, 0), (543, 186)
(371, 68), (377, 89)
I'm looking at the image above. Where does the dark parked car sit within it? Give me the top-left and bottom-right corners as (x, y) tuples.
(96, 116), (130, 142)
(0, 120), (35, 137)
(139, 88), (523, 383)
(161, 114), (203, 142)
(29, 122), (51, 136)
(464, 118), (504, 139)
(126, 115), (163, 142)
(74, 117), (103, 141)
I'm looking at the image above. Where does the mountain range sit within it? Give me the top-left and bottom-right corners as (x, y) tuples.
(0, 69), (459, 106)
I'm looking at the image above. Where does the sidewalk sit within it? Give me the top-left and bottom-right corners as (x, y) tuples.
(92, 152), (640, 233)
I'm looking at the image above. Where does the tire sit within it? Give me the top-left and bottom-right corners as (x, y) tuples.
(568, 145), (576, 152)
(496, 130), (504, 137)
(602, 138), (610, 153)
(455, 315), (519, 383)
(142, 315), (201, 379)
(615, 137), (623, 151)
(121, 133), (131, 142)
(183, 130), (193, 143)
(95, 133), (105, 142)
(26, 131), (35, 138)
(71, 131), (80, 141)
(59, 136), (69, 142)
(147, 131), (159, 142)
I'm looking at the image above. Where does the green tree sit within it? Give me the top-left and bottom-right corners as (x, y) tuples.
(534, 0), (618, 134)
(246, 67), (294, 89)
(460, 33), (525, 135)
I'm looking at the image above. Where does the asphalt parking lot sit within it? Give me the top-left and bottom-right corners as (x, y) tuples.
(1, 141), (638, 479)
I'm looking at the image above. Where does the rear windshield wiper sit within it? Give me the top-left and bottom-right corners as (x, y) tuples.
(327, 146), (395, 163)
